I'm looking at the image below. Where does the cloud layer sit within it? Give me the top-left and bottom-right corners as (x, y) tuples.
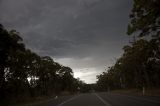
(0, 0), (132, 83)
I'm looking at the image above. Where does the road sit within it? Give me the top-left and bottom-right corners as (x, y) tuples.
(34, 92), (160, 106)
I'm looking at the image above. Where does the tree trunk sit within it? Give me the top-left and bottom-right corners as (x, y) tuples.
(0, 66), (5, 100)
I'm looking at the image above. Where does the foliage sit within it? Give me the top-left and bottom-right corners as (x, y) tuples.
(0, 24), (84, 105)
(97, 39), (160, 90)
(97, 0), (160, 91)
(127, 0), (160, 37)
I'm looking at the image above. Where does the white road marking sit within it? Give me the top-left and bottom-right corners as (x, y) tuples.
(58, 95), (81, 106)
(94, 93), (112, 106)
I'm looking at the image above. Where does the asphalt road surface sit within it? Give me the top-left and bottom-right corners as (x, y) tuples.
(34, 92), (160, 106)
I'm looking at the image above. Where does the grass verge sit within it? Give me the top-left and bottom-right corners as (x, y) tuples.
(111, 88), (160, 96)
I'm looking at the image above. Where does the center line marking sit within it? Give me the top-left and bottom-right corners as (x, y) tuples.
(94, 93), (112, 106)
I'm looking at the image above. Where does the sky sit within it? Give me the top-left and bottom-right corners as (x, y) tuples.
(0, 0), (133, 83)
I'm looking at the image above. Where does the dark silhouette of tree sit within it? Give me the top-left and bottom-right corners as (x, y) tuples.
(127, 0), (160, 37)
(97, 0), (160, 90)
(97, 38), (160, 91)
(0, 25), (25, 101)
(0, 24), (85, 105)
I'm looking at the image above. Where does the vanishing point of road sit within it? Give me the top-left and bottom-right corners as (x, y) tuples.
(34, 92), (160, 106)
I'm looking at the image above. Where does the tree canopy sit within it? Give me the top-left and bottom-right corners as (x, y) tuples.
(127, 0), (160, 38)
(0, 24), (86, 105)
(96, 0), (160, 91)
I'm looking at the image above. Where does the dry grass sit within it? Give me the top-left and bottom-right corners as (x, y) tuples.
(111, 88), (160, 96)
(12, 91), (73, 106)
(12, 96), (55, 106)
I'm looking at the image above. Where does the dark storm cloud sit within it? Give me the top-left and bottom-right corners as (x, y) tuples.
(0, 0), (132, 83)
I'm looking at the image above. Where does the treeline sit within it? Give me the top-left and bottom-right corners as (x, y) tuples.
(0, 24), (84, 104)
(96, 39), (160, 90)
(96, 0), (160, 91)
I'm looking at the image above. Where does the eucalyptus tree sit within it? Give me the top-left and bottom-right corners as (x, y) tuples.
(0, 24), (85, 105)
(0, 25), (25, 100)
(127, 0), (160, 88)
(127, 0), (160, 37)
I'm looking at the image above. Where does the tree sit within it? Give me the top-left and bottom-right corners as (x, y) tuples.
(96, 39), (160, 90)
(127, 0), (160, 37)
(96, 0), (160, 91)
(58, 66), (74, 91)
(127, 0), (160, 88)
(0, 24), (83, 105)
(0, 25), (25, 101)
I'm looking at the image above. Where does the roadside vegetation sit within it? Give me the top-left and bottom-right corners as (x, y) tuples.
(1, 0), (160, 105)
(0, 24), (90, 105)
(96, 0), (160, 95)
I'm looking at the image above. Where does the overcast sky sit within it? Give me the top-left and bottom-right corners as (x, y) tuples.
(0, 0), (133, 83)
